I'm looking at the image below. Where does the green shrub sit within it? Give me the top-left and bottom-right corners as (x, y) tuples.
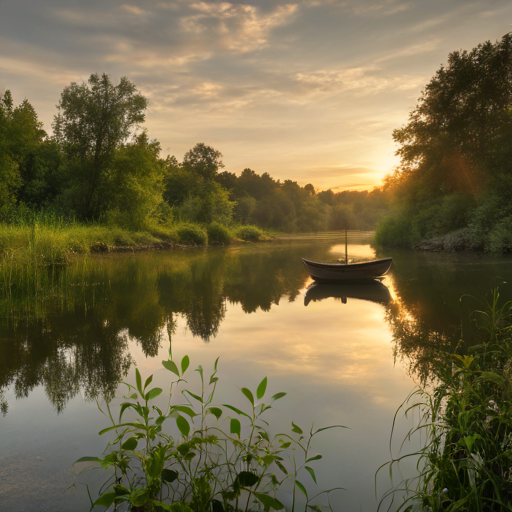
(487, 216), (512, 255)
(374, 212), (419, 247)
(235, 225), (263, 242)
(206, 222), (232, 244)
(174, 224), (207, 245)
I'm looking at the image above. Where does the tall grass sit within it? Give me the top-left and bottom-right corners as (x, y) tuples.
(0, 218), (268, 267)
(379, 290), (512, 511)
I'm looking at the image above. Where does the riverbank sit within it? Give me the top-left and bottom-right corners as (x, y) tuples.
(412, 228), (478, 253)
(0, 221), (269, 266)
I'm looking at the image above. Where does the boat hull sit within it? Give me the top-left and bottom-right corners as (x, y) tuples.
(304, 281), (392, 306)
(301, 257), (393, 282)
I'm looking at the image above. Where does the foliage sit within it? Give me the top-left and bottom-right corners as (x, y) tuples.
(235, 226), (264, 242)
(75, 356), (345, 512)
(374, 212), (419, 248)
(174, 225), (208, 246)
(102, 132), (166, 230)
(377, 34), (512, 251)
(54, 73), (148, 220)
(206, 223), (232, 245)
(1, 78), (390, 241)
(380, 290), (512, 511)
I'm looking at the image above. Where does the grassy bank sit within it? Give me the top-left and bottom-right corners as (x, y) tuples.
(0, 220), (268, 266)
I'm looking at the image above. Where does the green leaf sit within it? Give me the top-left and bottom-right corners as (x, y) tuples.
(162, 469), (179, 483)
(181, 355), (190, 374)
(314, 425), (348, 434)
(144, 374), (153, 390)
(93, 491), (116, 508)
(119, 402), (136, 422)
(223, 404), (251, 420)
(130, 487), (150, 507)
(275, 460), (288, 475)
(156, 415), (167, 426)
(305, 454), (322, 463)
(145, 387), (163, 401)
(237, 471), (259, 487)
(291, 422), (303, 434)
(208, 407), (223, 420)
(172, 405), (197, 418)
(305, 466), (317, 484)
(176, 415), (190, 437)
(230, 418), (241, 437)
(121, 437), (138, 451)
(254, 492), (284, 510)
(162, 359), (180, 377)
(135, 368), (143, 395)
(74, 456), (102, 464)
(214, 357), (219, 371)
(272, 392), (286, 401)
(295, 480), (308, 500)
(257, 377), (268, 400)
(259, 430), (270, 442)
(184, 390), (203, 403)
(241, 387), (254, 406)
(98, 422), (145, 435)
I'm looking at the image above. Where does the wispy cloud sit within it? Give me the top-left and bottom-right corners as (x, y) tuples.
(294, 67), (424, 96)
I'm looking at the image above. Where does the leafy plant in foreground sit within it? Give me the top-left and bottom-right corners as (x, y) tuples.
(75, 355), (345, 512)
(378, 290), (512, 511)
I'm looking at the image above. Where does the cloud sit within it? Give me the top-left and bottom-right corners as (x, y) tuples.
(302, 0), (411, 17)
(375, 39), (442, 62)
(294, 67), (424, 96)
(179, 2), (299, 52)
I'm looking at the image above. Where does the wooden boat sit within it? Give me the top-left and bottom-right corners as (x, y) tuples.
(304, 281), (392, 306)
(301, 257), (393, 282)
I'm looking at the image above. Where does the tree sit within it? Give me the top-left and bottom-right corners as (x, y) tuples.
(182, 143), (224, 181)
(390, 35), (512, 206)
(54, 73), (148, 219)
(104, 132), (166, 229)
(0, 91), (22, 215)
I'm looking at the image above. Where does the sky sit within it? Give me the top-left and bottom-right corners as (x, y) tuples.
(0, 0), (510, 191)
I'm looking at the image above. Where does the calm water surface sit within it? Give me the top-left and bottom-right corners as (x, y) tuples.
(2, 232), (512, 511)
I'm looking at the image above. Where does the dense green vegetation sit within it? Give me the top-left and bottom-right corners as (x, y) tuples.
(382, 291), (512, 511)
(375, 34), (512, 253)
(0, 73), (388, 263)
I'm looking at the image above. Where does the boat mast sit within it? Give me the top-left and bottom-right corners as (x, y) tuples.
(345, 228), (348, 265)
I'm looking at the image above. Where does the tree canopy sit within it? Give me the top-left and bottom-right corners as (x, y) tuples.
(0, 76), (390, 233)
(54, 73), (148, 219)
(378, 33), (512, 252)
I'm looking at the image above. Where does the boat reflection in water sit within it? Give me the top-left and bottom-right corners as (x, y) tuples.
(304, 280), (392, 306)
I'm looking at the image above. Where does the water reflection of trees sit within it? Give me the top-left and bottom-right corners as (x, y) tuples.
(0, 245), (311, 412)
(380, 249), (512, 384)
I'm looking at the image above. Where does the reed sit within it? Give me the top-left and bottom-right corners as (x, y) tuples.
(0, 219), (268, 272)
(379, 290), (512, 511)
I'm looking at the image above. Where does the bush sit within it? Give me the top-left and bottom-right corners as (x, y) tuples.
(235, 225), (263, 242)
(487, 216), (512, 255)
(374, 212), (419, 248)
(174, 224), (207, 245)
(206, 222), (232, 245)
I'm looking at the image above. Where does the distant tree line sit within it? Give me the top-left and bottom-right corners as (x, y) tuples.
(376, 34), (512, 253)
(0, 73), (388, 232)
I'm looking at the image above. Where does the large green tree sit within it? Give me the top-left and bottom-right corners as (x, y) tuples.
(390, 35), (512, 205)
(54, 73), (148, 219)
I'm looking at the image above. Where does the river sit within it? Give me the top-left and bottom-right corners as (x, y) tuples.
(2, 232), (512, 511)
